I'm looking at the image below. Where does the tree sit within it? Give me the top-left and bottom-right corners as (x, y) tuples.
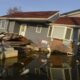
(7, 7), (22, 15)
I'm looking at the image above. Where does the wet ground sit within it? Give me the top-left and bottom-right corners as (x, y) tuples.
(1, 73), (48, 80)
(0, 54), (49, 80)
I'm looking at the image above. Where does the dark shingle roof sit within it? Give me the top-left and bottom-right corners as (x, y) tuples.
(54, 17), (80, 25)
(2, 11), (58, 19)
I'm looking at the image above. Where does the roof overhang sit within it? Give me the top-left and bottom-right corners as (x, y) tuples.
(0, 17), (51, 22)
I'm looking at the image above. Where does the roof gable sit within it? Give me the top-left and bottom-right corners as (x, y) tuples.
(61, 9), (80, 17)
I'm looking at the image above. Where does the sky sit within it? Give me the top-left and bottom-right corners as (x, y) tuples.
(0, 0), (80, 16)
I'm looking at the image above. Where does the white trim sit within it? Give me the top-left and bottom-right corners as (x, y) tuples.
(70, 28), (73, 41)
(63, 27), (67, 39)
(19, 24), (27, 36)
(0, 17), (47, 21)
(47, 25), (53, 37)
(51, 25), (54, 39)
(64, 27), (73, 41)
(36, 25), (42, 33)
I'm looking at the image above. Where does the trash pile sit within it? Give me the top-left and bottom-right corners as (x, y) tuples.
(0, 33), (32, 60)
(0, 33), (50, 78)
(0, 32), (49, 60)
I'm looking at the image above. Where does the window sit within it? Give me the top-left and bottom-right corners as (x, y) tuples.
(47, 26), (53, 37)
(65, 28), (72, 40)
(52, 26), (65, 39)
(19, 24), (27, 36)
(0, 20), (7, 29)
(36, 25), (42, 33)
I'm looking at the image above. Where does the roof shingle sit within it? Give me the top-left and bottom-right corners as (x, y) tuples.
(54, 17), (80, 25)
(2, 11), (58, 18)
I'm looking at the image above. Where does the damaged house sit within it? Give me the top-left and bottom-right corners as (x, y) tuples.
(0, 10), (80, 55)
(0, 11), (59, 47)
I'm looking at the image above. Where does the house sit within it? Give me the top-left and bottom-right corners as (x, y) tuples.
(50, 17), (80, 54)
(61, 9), (80, 17)
(0, 11), (80, 55)
(0, 11), (59, 48)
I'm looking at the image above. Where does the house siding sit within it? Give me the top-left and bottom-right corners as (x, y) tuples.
(13, 22), (51, 46)
(14, 22), (20, 34)
(52, 25), (65, 39)
(26, 25), (51, 44)
(8, 21), (15, 33)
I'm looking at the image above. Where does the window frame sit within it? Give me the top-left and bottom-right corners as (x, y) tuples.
(36, 25), (42, 33)
(0, 20), (7, 29)
(51, 26), (65, 39)
(64, 27), (73, 41)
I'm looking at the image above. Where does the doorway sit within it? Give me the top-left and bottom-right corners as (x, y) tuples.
(19, 24), (27, 36)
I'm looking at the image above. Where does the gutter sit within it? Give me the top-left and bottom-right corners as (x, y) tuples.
(54, 24), (80, 28)
(0, 17), (47, 20)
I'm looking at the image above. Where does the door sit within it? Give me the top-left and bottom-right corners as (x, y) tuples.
(19, 24), (27, 36)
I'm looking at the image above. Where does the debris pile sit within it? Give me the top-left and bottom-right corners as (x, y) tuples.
(0, 33), (49, 59)
(0, 33), (31, 46)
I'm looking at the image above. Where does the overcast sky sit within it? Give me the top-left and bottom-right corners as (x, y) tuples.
(0, 0), (80, 16)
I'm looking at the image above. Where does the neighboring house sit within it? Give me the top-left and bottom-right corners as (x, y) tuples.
(50, 17), (80, 54)
(61, 9), (80, 44)
(61, 9), (80, 17)
(0, 11), (59, 47)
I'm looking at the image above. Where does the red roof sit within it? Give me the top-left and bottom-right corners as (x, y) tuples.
(54, 17), (80, 25)
(2, 11), (58, 18)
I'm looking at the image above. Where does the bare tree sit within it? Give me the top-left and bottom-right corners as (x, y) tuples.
(7, 7), (22, 14)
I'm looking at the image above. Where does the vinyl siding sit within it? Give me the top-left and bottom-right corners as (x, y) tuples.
(13, 22), (51, 45)
(26, 25), (51, 44)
